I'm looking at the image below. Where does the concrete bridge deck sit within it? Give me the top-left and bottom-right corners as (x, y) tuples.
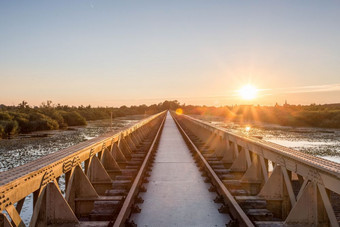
(132, 113), (231, 226)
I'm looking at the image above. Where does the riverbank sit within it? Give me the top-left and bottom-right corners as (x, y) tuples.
(0, 115), (147, 171)
(0, 100), (178, 138)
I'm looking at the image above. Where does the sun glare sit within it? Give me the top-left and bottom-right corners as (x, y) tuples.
(239, 84), (258, 100)
(175, 108), (183, 115)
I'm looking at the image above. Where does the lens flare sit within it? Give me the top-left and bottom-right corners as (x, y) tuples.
(175, 108), (183, 115)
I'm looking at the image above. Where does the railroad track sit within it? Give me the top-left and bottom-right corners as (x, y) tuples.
(172, 112), (254, 227)
(172, 113), (275, 227)
(77, 113), (167, 227)
(87, 112), (248, 226)
(78, 112), (239, 226)
(1, 110), (339, 226)
(112, 112), (284, 226)
(0, 112), (167, 227)
(172, 112), (340, 227)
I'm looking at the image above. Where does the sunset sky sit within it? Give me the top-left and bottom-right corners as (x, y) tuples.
(1, 1), (340, 107)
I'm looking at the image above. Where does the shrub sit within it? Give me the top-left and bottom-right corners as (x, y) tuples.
(40, 109), (66, 128)
(0, 112), (12, 121)
(61, 111), (87, 126)
(17, 112), (59, 132)
(0, 120), (18, 138)
(0, 125), (5, 139)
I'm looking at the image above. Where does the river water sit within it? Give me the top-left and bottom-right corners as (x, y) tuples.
(0, 115), (146, 225)
(192, 115), (340, 164)
(0, 115), (146, 172)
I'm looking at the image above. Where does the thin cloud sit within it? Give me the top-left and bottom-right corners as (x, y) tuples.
(267, 83), (340, 94)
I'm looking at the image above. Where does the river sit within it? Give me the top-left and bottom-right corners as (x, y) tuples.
(0, 115), (147, 172)
(191, 115), (340, 164)
(0, 115), (147, 225)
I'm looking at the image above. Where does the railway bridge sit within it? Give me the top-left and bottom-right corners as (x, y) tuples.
(0, 111), (339, 226)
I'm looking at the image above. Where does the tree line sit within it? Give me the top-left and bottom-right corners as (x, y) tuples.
(1, 100), (339, 138)
(180, 103), (340, 128)
(0, 100), (180, 138)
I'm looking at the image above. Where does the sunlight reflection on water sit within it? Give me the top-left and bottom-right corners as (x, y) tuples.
(196, 115), (340, 164)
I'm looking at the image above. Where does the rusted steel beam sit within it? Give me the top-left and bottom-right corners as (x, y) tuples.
(174, 112), (340, 226)
(171, 112), (254, 227)
(0, 111), (166, 214)
(113, 112), (166, 227)
(179, 114), (340, 195)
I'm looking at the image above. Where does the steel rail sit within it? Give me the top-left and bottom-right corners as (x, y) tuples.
(180, 114), (340, 194)
(113, 111), (167, 227)
(183, 115), (340, 174)
(0, 111), (166, 212)
(171, 112), (254, 227)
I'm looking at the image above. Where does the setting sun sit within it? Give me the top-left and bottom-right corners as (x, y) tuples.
(238, 84), (258, 100)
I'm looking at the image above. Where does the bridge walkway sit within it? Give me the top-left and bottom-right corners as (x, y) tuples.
(131, 112), (231, 226)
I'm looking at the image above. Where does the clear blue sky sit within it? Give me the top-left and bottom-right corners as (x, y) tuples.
(1, 1), (340, 106)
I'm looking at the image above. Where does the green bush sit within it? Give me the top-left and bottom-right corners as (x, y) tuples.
(0, 112), (12, 121)
(0, 125), (5, 139)
(61, 111), (87, 126)
(17, 112), (59, 132)
(0, 120), (18, 138)
(40, 109), (66, 128)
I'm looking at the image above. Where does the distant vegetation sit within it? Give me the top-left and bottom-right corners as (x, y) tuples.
(2, 100), (339, 138)
(181, 103), (340, 129)
(0, 100), (180, 138)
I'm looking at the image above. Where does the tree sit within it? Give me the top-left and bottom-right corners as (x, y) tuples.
(0, 120), (18, 138)
(18, 100), (29, 109)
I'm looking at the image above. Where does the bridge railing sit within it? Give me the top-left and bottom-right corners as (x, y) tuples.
(175, 113), (340, 226)
(0, 111), (166, 227)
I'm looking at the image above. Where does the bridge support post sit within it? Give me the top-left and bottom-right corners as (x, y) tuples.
(241, 152), (263, 182)
(139, 125), (147, 137)
(30, 182), (78, 227)
(5, 205), (23, 227)
(284, 181), (330, 226)
(318, 184), (338, 227)
(135, 129), (144, 142)
(87, 156), (112, 195)
(258, 165), (284, 218)
(212, 136), (229, 158)
(220, 139), (234, 164)
(130, 132), (140, 147)
(111, 143), (127, 164)
(126, 135), (137, 151)
(100, 148), (121, 174)
(0, 213), (12, 227)
(15, 198), (25, 216)
(120, 139), (132, 159)
(229, 147), (247, 172)
(202, 131), (218, 152)
(65, 165), (99, 217)
(195, 125), (211, 144)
